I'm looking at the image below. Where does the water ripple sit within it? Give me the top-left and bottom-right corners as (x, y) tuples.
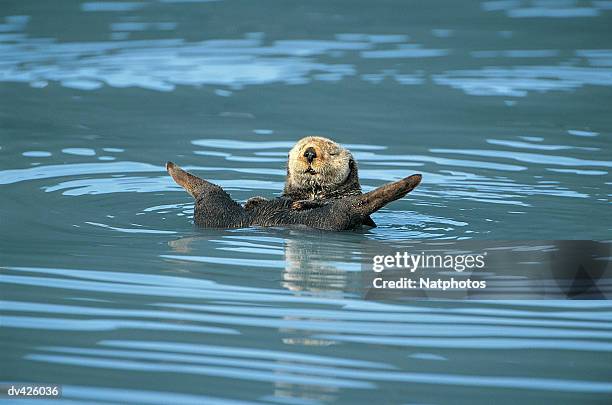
(434, 66), (612, 97)
(431, 148), (612, 168)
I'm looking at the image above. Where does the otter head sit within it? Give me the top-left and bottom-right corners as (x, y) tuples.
(284, 136), (357, 199)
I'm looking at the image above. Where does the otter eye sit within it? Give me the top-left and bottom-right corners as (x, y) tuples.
(329, 152), (338, 156)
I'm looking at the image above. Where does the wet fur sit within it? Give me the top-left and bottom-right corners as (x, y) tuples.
(167, 162), (421, 231)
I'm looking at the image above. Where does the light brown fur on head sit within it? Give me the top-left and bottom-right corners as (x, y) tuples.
(283, 136), (361, 200)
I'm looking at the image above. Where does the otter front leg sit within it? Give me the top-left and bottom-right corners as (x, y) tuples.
(244, 196), (268, 211)
(291, 200), (327, 211)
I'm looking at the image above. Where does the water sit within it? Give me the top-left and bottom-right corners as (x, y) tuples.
(1, 0), (611, 403)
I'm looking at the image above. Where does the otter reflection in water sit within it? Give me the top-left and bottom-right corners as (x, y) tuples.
(166, 231), (367, 403)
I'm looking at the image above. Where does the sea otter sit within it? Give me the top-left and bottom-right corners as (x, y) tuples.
(245, 136), (377, 226)
(166, 162), (421, 231)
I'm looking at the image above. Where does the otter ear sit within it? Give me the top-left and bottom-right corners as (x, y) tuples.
(356, 174), (422, 216)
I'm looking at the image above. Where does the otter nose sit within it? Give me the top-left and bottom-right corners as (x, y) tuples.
(303, 147), (317, 163)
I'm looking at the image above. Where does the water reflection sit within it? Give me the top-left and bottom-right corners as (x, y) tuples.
(2, 4), (612, 97)
(481, 0), (611, 18)
(283, 236), (350, 295)
(433, 65), (612, 97)
(1, 1), (612, 402)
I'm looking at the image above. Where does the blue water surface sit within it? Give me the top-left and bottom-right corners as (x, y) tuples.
(1, 0), (611, 404)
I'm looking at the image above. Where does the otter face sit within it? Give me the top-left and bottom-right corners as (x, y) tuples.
(286, 136), (353, 196)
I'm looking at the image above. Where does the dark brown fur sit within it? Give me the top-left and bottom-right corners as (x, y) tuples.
(167, 162), (421, 231)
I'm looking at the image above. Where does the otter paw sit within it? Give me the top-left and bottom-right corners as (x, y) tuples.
(291, 201), (306, 210)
